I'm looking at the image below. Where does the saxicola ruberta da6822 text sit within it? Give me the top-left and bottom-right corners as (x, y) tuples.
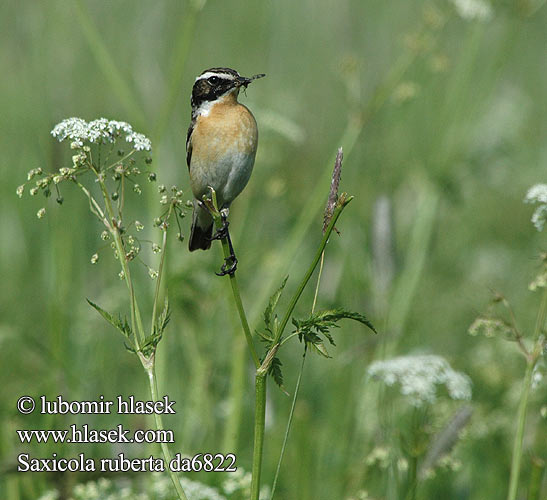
(186, 67), (264, 274)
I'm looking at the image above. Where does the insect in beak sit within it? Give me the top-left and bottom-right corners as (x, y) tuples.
(236, 73), (266, 89)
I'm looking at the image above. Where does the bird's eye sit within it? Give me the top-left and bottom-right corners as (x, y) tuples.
(208, 76), (220, 85)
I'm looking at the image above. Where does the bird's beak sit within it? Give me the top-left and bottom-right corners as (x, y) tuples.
(236, 73), (266, 88)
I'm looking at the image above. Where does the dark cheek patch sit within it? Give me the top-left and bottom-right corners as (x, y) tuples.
(192, 80), (234, 107)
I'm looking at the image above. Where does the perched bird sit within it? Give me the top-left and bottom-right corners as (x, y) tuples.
(186, 67), (265, 266)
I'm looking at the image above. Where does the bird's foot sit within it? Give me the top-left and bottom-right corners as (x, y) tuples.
(208, 220), (229, 241)
(216, 255), (238, 276)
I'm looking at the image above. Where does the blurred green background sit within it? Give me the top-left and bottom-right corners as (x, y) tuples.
(1, 0), (546, 499)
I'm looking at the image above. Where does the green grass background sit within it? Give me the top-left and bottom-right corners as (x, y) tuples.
(1, 0), (546, 499)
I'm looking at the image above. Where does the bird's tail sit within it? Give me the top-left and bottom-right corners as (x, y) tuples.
(189, 202), (213, 251)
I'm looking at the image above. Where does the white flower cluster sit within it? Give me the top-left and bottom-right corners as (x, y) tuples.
(179, 477), (225, 500)
(368, 354), (472, 407)
(51, 117), (151, 151)
(38, 474), (229, 500)
(37, 491), (59, 500)
(449, 0), (493, 21)
(37, 478), (147, 500)
(222, 467), (252, 495)
(524, 184), (547, 231)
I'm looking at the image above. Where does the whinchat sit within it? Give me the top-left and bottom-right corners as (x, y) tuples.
(186, 67), (265, 271)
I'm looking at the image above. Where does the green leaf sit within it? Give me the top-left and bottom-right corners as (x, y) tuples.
(256, 329), (274, 342)
(269, 356), (289, 395)
(155, 297), (171, 336)
(124, 343), (136, 354)
(87, 299), (132, 338)
(310, 341), (331, 358)
(140, 297), (170, 357)
(323, 330), (336, 346)
(292, 308), (376, 357)
(264, 275), (289, 331)
(297, 309), (376, 335)
(141, 331), (162, 357)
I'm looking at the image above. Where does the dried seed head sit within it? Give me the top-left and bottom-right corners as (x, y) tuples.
(323, 147), (343, 233)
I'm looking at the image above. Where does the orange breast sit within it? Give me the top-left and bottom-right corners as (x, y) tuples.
(189, 93), (259, 204)
(192, 97), (258, 163)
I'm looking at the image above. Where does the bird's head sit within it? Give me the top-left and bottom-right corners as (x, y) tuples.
(191, 67), (265, 110)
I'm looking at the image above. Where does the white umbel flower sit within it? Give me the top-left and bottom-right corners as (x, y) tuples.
(368, 354), (472, 406)
(524, 184), (547, 231)
(525, 184), (547, 204)
(51, 117), (151, 151)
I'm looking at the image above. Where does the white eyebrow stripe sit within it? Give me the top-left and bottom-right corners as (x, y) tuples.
(196, 71), (237, 82)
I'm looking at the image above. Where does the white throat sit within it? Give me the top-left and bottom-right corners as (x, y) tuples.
(196, 89), (239, 117)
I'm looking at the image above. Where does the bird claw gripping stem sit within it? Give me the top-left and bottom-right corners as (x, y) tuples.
(209, 218), (230, 242)
(216, 255), (238, 276)
(208, 209), (238, 277)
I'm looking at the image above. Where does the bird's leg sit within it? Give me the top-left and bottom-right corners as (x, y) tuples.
(210, 209), (238, 276)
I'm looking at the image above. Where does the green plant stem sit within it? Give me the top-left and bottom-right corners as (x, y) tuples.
(97, 174), (146, 346)
(269, 351), (307, 500)
(222, 331), (246, 453)
(150, 205), (172, 335)
(270, 245), (323, 499)
(226, 273), (261, 368)
(507, 358), (534, 500)
(528, 456), (545, 500)
(507, 288), (547, 500)
(146, 364), (189, 500)
(249, 196), (353, 499)
(250, 374), (267, 500)
(311, 252), (325, 314)
(406, 455), (418, 500)
(208, 191), (260, 368)
(84, 172), (187, 500)
(74, 180), (108, 225)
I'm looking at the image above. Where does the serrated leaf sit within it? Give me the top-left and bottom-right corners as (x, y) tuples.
(87, 299), (132, 338)
(297, 308), (376, 335)
(264, 275), (289, 330)
(269, 357), (289, 395)
(292, 308), (376, 357)
(300, 329), (322, 345)
(141, 330), (163, 357)
(323, 330), (336, 346)
(327, 309), (377, 334)
(155, 297), (170, 336)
